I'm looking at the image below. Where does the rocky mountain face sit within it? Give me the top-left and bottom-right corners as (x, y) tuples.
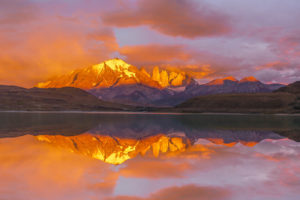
(36, 59), (285, 106)
(183, 76), (283, 97)
(37, 58), (190, 90)
(89, 84), (174, 106)
(152, 76), (285, 106)
(36, 58), (192, 106)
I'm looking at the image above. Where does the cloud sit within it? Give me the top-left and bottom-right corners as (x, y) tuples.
(106, 184), (231, 200)
(254, 67), (300, 84)
(0, 25), (115, 87)
(101, 0), (230, 38)
(120, 159), (190, 179)
(277, 34), (300, 57)
(255, 61), (290, 71)
(0, 0), (38, 25)
(87, 28), (119, 50)
(150, 185), (231, 200)
(0, 135), (117, 200)
(0, 3), (118, 87)
(119, 44), (191, 66)
(0, 0), (299, 86)
(118, 44), (218, 79)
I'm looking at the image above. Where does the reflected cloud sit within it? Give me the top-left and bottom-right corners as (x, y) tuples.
(0, 135), (116, 200)
(106, 184), (231, 200)
(1, 133), (300, 200)
(1, 113), (300, 199)
(120, 160), (191, 179)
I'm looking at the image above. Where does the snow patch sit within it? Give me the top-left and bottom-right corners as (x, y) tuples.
(168, 86), (186, 92)
(92, 59), (136, 78)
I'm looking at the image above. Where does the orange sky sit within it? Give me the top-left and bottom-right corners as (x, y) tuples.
(0, 0), (299, 87)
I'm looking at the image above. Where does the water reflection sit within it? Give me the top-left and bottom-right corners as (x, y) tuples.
(35, 133), (281, 165)
(0, 112), (300, 200)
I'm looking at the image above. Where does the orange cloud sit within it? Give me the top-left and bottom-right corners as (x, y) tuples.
(0, 19), (117, 87)
(119, 44), (191, 65)
(162, 64), (215, 79)
(102, 0), (230, 38)
(118, 44), (215, 78)
(255, 61), (289, 71)
(87, 28), (119, 50)
(120, 159), (190, 179)
(0, 135), (117, 200)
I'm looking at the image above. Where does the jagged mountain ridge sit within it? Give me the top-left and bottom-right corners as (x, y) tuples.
(36, 59), (285, 106)
(183, 76), (283, 97)
(152, 76), (285, 106)
(37, 58), (190, 90)
(174, 81), (300, 113)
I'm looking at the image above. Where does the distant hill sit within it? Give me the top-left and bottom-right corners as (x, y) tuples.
(174, 81), (300, 113)
(0, 81), (298, 113)
(274, 81), (300, 94)
(89, 76), (286, 106)
(182, 76), (284, 97)
(155, 77), (285, 106)
(0, 85), (132, 111)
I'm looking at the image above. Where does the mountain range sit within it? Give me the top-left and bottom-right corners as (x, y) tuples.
(36, 59), (191, 90)
(1, 58), (298, 113)
(174, 81), (300, 113)
(36, 59), (285, 106)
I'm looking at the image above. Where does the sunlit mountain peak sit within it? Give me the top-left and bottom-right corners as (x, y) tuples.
(206, 76), (238, 85)
(92, 58), (135, 77)
(35, 134), (198, 164)
(239, 76), (259, 83)
(36, 58), (190, 90)
(35, 133), (264, 165)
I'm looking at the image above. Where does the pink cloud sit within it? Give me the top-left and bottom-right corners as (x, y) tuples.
(119, 44), (191, 65)
(106, 184), (231, 200)
(0, 0), (38, 25)
(255, 61), (290, 71)
(120, 159), (190, 179)
(101, 0), (230, 38)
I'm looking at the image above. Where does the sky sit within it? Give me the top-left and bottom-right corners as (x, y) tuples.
(0, 0), (299, 87)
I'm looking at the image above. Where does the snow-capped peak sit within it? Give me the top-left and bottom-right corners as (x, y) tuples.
(92, 58), (135, 77)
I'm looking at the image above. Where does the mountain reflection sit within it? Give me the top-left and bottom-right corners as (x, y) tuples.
(1, 113), (300, 200)
(36, 132), (281, 164)
(0, 112), (299, 140)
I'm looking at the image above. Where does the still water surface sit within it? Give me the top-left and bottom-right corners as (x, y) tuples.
(0, 112), (300, 200)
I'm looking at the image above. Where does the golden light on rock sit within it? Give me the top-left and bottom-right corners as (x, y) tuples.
(36, 59), (189, 90)
(36, 134), (260, 165)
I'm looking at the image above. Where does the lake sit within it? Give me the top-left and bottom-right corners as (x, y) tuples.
(0, 112), (300, 200)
